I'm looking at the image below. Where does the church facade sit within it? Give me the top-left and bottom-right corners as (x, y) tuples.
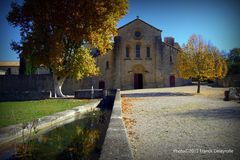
(88, 18), (190, 90)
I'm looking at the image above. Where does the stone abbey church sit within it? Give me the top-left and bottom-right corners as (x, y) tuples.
(87, 18), (189, 90)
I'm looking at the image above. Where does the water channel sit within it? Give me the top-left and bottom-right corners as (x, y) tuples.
(0, 93), (115, 160)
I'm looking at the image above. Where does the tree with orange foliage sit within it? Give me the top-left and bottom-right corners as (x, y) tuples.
(7, 0), (128, 97)
(176, 34), (227, 93)
(209, 45), (228, 80)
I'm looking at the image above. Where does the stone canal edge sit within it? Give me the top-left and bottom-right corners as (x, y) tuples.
(0, 100), (101, 145)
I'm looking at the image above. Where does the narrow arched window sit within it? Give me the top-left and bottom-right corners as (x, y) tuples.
(136, 44), (140, 58)
(106, 61), (109, 70)
(170, 55), (173, 63)
(126, 46), (130, 58)
(146, 47), (150, 58)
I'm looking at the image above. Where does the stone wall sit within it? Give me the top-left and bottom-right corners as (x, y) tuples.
(93, 18), (191, 90)
(217, 74), (240, 87)
(75, 89), (104, 99)
(0, 75), (53, 92)
(0, 75), (94, 100)
(0, 91), (51, 102)
(118, 19), (161, 89)
(100, 89), (133, 160)
(0, 66), (19, 75)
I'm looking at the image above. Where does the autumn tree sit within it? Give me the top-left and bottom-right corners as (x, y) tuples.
(176, 34), (227, 93)
(209, 45), (228, 80)
(7, 0), (128, 97)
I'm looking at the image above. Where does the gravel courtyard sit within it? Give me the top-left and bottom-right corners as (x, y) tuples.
(121, 85), (240, 160)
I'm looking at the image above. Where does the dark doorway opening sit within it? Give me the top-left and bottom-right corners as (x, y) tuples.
(99, 81), (105, 89)
(170, 75), (175, 87)
(134, 74), (143, 89)
(6, 68), (11, 75)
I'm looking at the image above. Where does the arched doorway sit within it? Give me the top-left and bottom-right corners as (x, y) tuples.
(134, 74), (143, 89)
(132, 64), (145, 89)
(169, 75), (175, 87)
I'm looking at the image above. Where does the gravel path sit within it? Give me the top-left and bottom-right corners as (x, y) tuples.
(121, 85), (240, 160)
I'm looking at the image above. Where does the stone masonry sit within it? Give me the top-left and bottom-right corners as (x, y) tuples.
(89, 18), (190, 90)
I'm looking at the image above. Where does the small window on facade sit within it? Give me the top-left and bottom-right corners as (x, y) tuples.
(170, 55), (173, 63)
(136, 44), (141, 58)
(106, 61), (109, 70)
(126, 47), (130, 58)
(146, 47), (150, 58)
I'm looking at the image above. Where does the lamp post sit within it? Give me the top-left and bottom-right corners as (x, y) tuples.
(91, 78), (94, 99)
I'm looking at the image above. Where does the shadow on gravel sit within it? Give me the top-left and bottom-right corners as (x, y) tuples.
(121, 92), (194, 97)
(174, 106), (240, 120)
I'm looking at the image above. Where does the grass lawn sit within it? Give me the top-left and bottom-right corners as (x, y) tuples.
(0, 99), (90, 128)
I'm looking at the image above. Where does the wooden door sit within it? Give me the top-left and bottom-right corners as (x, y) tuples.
(170, 75), (175, 87)
(134, 74), (143, 89)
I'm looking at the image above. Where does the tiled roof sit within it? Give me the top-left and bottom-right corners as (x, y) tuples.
(0, 61), (20, 67)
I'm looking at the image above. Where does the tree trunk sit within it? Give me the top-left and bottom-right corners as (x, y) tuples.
(197, 79), (201, 93)
(215, 77), (219, 86)
(53, 74), (67, 97)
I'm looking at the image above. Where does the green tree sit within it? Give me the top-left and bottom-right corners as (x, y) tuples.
(176, 34), (227, 93)
(227, 48), (240, 75)
(7, 0), (128, 97)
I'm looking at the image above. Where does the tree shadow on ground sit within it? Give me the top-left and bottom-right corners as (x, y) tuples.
(121, 92), (194, 97)
(174, 106), (240, 120)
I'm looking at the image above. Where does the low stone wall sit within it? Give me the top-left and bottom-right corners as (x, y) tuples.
(217, 74), (240, 87)
(0, 75), (53, 92)
(75, 89), (104, 99)
(100, 89), (133, 160)
(0, 91), (51, 102)
(0, 100), (100, 145)
(0, 75), (93, 97)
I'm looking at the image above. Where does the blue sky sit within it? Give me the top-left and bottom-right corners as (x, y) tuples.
(0, 0), (240, 61)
